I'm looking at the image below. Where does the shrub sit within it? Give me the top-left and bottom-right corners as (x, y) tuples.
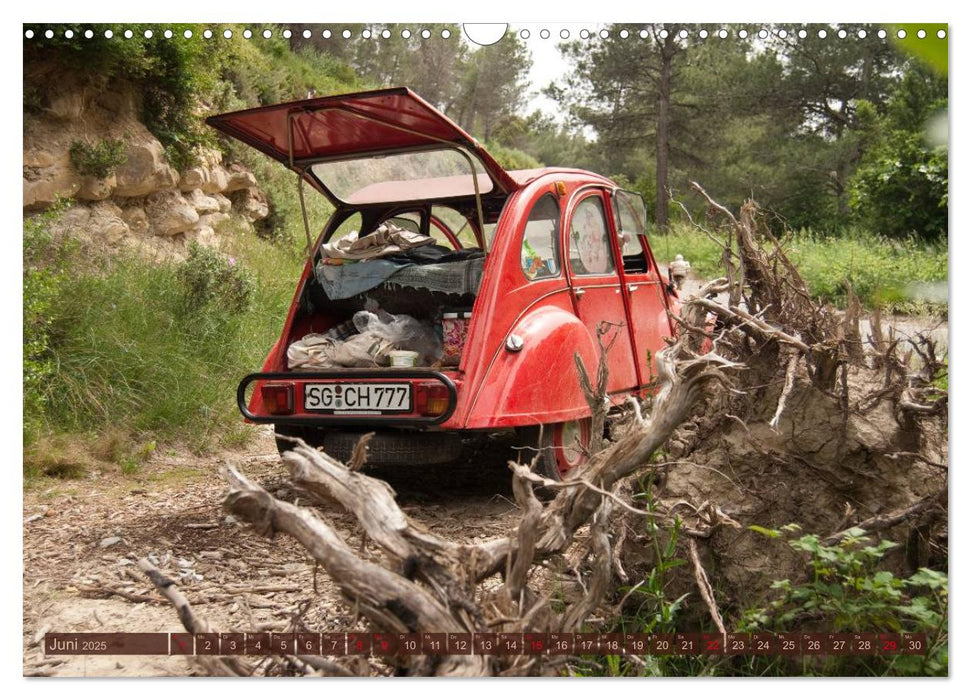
(484, 141), (543, 170)
(69, 139), (127, 179)
(740, 525), (948, 675)
(23, 201), (74, 445)
(176, 241), (255, 315)
(850, 134), (948, 242)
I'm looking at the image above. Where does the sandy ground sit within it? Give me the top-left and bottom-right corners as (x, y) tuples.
(23, 427), (524, 677)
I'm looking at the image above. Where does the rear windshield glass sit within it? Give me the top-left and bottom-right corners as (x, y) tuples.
(311, 148), (494, 205)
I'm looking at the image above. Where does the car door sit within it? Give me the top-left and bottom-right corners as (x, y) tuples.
(610, 189), (674, 385)
(565, 189), (639, 394)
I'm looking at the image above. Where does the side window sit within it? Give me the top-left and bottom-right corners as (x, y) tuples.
(613, 190), (650, 273)
(328, 211), (363, 242)
(521, 194), (561, 280)
(569, 196), (615, 275)
(387, 212), (422, 234)
(432, 206), (477, 249)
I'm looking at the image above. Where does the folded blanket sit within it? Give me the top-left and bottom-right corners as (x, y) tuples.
(316, 258), (407, 299)
(316, 256), (485, 300)
(380, 257), (485, 296)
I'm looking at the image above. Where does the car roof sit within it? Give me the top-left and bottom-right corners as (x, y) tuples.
(338, 167), (614, 206)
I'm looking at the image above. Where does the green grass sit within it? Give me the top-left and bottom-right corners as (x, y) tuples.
(654, 223), (947, 313)
(24, 214), (303, 473)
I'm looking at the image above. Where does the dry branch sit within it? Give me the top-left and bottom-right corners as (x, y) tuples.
(822, 490), (946, 546)
(222, 466), (490, 676)
(687, 539), (726, 635)
(138, 558), (252, 677)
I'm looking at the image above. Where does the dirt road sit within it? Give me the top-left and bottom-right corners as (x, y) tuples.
(23, 428), (523, 677)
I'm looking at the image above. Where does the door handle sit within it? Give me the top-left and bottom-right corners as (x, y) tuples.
(574, 288), (586, 298)
(628, 284), (639, 293)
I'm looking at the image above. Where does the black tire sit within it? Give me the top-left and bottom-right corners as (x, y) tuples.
(274, 425), (316, 457)
(273, 425), (462, 467)
(516, 419), (592, 482)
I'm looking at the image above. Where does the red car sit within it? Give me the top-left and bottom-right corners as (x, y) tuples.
(208, 88), (679, 480)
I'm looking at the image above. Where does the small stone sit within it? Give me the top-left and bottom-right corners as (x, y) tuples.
(179, 167), (209, 192)
(234, 187), (269, 222)
(145, 190), (199, 236)
(24, 149), (56, 169)
(100, 536), (122, 548)
(121, 206), (150, 235)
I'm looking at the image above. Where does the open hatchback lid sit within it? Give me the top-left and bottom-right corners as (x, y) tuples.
(206, 87), (519, 205)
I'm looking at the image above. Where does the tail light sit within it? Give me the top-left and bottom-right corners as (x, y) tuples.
(260, 382), (294, 415)
(415, 382), (450, 417)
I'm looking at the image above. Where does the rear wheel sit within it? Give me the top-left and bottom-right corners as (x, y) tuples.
(273, 425), (462, 466)
(518, 419), (592, 481)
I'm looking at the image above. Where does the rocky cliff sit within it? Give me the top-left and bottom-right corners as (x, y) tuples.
(23, 66), (268, 257)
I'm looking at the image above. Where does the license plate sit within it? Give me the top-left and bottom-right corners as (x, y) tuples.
(303, 383), (412, 414)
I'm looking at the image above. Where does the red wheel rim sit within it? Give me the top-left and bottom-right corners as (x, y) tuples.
(551, 419), (591, 478)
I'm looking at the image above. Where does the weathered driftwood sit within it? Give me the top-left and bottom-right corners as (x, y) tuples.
(224, 467), (491, 676)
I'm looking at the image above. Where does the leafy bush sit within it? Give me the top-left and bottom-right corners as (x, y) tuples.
(740, 525), (947, 675)
(69, 139), (127, 179)
(847, 68), (948, 243)
(483, 141), (542, 171)
(850, 135), (948, 242)
(177, 241), (254, 315)
(23, 201), (74, 445)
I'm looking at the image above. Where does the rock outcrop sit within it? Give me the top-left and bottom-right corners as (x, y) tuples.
(23, 64), (269, 254)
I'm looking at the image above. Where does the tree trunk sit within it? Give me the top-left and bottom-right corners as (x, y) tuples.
(655, 35), (675, 231)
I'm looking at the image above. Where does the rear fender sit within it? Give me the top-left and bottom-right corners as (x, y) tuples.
(466, 306), (599, 428)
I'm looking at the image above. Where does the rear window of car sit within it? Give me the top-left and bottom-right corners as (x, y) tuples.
(521, 194), (561, 280)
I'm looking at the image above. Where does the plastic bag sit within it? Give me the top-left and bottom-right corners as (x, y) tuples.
(352, 310), (443, 365)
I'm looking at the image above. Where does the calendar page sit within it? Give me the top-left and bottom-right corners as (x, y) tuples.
(19, 11), (950, 685)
